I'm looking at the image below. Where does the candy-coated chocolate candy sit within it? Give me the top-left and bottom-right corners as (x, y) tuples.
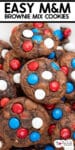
(48, 124), (56, 135)
(9, 59), (21, 70)
(72, 132), (75, 139)
(0, 64), (3, 70)
(13, 73), (21, 84)
(0, 80), (7, 91)
(28, 61), (39, 71)
(22, 29), (33, 38)
(51, 108), (63, 120)
(12, 103), (24, 114)
(71, 58), (75, 68)
(8, 117), (20, 129)
(48, 52), (56, 59)
(41, 71), (53, 80)
(33, 23), (44, 28)
(53, 29), (63, 40)
(32, 35), (43, 43)
(49, 81), (60, 92)
(32, 28), (39, 33)
(64, 43), (75, 52)
(35, 89), (46, 100)
(44, 104), (55, 110)
(60, 128), (71, 139)
(29, 131), (41, 142)
(22, 40), (33, 52)
(63, 28), (71, 38)
(61, 66), (69, 75)
(0, 97), (10, 107)
(1, 49), (9, 58)
(50, 62), (60, 71)
(44, 29), (51, 35)
(17, 128), (29, 139)
(44, 38), (54, 49)
(32, 117), (43, 129)
(66, 82), (74, 94)
(27, 73), (39, 85)
(44, 145), (55, 150)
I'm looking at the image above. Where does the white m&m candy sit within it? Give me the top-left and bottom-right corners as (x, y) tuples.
(22, 29), (33, 38)
(35, 89), (46, 100)
(0, 80), (7, 91)
(32, 117), (43, 129)
(44, 38), (54, 49)
(41, 71), (53, 80)
(64, 43), (75, 52)
(71, 71), (75, 80)
(0, 141), (3, 148)
(1, 49), (9, 58)
(13, 73), (21, 84)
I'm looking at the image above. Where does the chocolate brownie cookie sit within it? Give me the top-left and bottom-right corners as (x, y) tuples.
(3, 50), (26, 96)
(0, 97), (50, 148)
(47, 103), (75, 147)
(21, 57), (66, 104)
(0, 70), (16, 107)
(58, 52), (75, 100)
(0, 40), (11, 69)
(10, 23), (58, 59)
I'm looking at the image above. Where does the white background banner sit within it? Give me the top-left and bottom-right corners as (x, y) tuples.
(0, 1), (75, 22)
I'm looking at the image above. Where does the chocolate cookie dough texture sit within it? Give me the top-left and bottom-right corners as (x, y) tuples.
(0, 40), (11, 70)
(21, 57), (66, 104)
(0, 97), (50, 149)
(10, 23), (59, 59)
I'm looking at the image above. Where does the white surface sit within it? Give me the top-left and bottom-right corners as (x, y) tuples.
(0, 23), (75, 45)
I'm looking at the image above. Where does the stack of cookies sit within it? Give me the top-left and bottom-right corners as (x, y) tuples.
(0, 22), (74, 150)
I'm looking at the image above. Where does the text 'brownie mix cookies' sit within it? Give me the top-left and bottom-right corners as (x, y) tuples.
(0, 97), (50, 149)
(10, 23), (59, 59)
(21, 57), (66, 104)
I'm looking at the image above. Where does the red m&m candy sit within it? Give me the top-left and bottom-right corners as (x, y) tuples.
(0, 64), (3, 70)
(28, 61), (39, 71)
(33, 23), (44, 28)
(0, 97), (10, 107)
(22, 40), (33, 52)
(49, 81), (60, 92)
(44, 29), (51, 35)
(44, 104), (55, 110)
(12, 103), (24, 114)
(17, 128), (29, 139)
(61, 66), (69, 75)
(48, 124), (56, 135)
(64, 28), (71, 38)
(9, 59), (21, 70)
(60, 128), (71, 139)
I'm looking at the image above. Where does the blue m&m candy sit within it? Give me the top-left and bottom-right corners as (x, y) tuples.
(27, 73), (39, 85)
(32, 28), (39, 33)
(48, 52), (56, 59)
(66, 82), (74, 94)
(71, 58), (75, 68)
(44, 145), (55, 150)
(53, 30), (64, 40)
(50, 62), (60, 71)
(72, 132), (75, 139)
(8, 117), (20, 129)
(32, 35), (43, 43)
(29, 131), (41, 142)
(52, 108), (63, 120)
